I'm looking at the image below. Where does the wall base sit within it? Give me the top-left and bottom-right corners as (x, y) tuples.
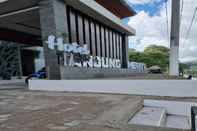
(60, 66), (146, 79)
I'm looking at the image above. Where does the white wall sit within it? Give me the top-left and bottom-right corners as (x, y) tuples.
(29, 80), (197, 97)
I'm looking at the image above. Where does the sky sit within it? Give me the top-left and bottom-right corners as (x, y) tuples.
(125, 0), (197, 63)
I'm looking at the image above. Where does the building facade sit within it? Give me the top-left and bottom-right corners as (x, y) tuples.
(0, 0), (144, 79)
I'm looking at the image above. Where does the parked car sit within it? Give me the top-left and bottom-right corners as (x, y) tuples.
(148, 66), (162, 74)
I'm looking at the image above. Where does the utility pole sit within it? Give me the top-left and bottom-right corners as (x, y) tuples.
(170, 0), (181, 76)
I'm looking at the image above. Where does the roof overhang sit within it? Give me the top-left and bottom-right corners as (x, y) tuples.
(0, 28), (42, 46)
(0, 0), (135, 46)
(65, 0), (136, 36)
(95, 0), (136, 19)
(0, 0), (42, 45)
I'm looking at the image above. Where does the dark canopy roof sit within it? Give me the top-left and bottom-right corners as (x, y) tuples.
(95, 0), (136, 19)
(0, 28), (42, 46)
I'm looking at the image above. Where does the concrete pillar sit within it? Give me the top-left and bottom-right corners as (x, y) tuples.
(170, 45), (179, 76)
(17, 46), (23, 79)
(122, 35), (129, 68)
(169, 0), (180, 76)
(39, 0), (68, 79)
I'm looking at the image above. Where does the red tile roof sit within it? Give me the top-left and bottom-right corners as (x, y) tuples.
(95, 0), (136, 19)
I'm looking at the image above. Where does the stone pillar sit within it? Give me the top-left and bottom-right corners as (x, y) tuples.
(122, 35), (129, 68)
(39, 0), (68, 79)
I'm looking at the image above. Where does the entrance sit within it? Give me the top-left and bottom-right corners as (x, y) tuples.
(21, 49), (35, 76)
(0, 40), (44, 79)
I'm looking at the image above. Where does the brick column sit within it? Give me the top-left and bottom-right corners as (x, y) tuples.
(122, 35), (129, 68)
(39, 0), (68, 79)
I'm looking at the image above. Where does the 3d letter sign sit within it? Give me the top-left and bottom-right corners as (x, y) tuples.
(46, 35), (121, 68)
(128, 62), (146, 72)
(46, 35), (89, 55)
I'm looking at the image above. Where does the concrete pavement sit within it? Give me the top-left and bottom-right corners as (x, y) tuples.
(0, 90), (191, 131)
(0, 79), (26, 90)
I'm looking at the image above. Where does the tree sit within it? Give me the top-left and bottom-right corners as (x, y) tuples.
(144, 45), (169, 55)
(179, 63), (189, 75)
(128, 49), (144, 62)
(129, 45), (170, 72)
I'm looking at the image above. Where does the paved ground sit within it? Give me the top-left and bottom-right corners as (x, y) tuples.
(0, 79), (26, 90)
(0, 88), (195, 131)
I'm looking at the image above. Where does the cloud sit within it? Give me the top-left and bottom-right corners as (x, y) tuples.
(126, 0), (163, 5)
(126, 0), (152, 4)
(127, 0), (197, 63)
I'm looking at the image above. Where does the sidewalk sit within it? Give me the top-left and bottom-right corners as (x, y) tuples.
(0, 79), (26, 90)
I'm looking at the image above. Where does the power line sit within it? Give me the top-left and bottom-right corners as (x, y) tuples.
(165, 0), (169, 42)
(183, 7), (197, 44)
(180, 0), (184, 21)
(180, 0), (184, 30)
(180, 0), (184, 45)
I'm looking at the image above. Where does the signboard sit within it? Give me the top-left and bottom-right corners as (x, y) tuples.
(46, 35), (121, 68)
(128, 61), (146, 72)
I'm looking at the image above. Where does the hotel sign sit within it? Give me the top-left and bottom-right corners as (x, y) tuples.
(46, 35), (121, 68)
(128, 62), (146, 72)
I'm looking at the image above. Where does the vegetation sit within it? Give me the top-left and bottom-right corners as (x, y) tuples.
(129, 45), (170, 72)
(185, 64), (197, 77)
(179, 63), (190, 75)
(129, 45), (190, 73)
